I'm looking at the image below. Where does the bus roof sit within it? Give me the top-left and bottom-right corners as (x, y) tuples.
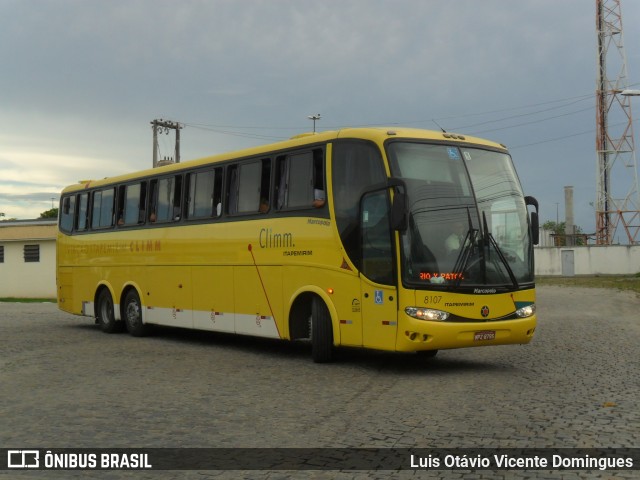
(60, 127), (507, 194)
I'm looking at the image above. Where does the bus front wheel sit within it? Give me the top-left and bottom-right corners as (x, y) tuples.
(96, 289), (123, 333)
(123, 289), (149, 337)
(311, 297), (333, 363)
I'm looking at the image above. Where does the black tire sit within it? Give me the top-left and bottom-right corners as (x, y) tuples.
(311, 297), (333, 363)
(123, 289), (149, 337)
(96, 289), (123, 333)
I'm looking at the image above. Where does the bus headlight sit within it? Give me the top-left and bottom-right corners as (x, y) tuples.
(405, 307), (450, 322)
(515, 304), (536, 318)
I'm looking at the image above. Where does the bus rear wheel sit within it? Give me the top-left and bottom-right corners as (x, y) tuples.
(96, 289), (123, 333)
(311, 297), (333, 363)
(123, 290), (149, 337)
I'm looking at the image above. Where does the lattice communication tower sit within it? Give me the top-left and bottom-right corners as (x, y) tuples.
(595, 0), (640, 244)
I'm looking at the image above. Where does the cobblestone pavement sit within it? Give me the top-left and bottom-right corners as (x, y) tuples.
(1, 286), (639, 479)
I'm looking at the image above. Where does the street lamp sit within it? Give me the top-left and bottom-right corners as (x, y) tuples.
(621, 89), (640, 96)
(308, 114), (321, 133)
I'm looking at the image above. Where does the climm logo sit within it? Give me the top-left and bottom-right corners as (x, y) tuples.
(259, 228), (294, 248)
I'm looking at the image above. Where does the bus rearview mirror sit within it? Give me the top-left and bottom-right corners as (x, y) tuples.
(530, 211), (539, 245)
(391, 192), (408, 232)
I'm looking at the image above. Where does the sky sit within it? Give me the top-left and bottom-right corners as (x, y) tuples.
(2, 0), (640, 242)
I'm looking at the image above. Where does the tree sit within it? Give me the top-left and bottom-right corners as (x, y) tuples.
(40, 208), (58, 219)
(542, 220), (565, 234)
(542, 221), (585, 246)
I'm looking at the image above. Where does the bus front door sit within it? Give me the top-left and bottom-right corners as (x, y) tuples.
(360, 190), (398, 351)
(360, 280), (397, 351)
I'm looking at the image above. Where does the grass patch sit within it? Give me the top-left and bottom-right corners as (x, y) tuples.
(536, 275), (640, 294)
(0, 298), (57, 303)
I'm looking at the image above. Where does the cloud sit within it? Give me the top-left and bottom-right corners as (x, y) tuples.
(0, 189), (61, 203)
(1, 0), (639, 232)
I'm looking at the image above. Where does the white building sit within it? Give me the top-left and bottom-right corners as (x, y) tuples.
(0, 219), (57, 298)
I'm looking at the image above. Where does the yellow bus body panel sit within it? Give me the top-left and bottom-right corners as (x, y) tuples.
(57, 127), (536, 355)
(396, 289), (536, 351)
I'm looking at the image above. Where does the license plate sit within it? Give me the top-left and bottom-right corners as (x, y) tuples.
(474, 330), (496, 341)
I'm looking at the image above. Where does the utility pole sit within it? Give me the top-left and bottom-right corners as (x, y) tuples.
(151, 119), (182, 168)
(595, 0), (640, 244)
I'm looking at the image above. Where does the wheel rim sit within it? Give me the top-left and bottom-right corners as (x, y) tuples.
(101, 297), (113, 324)
(126, 299), (141, 327)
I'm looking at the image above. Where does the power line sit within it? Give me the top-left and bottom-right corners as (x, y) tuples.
(184, 123), (287, 141)
(450, 96), (593, 132)
(175, 85), (639, 146)
(433, 93), (595, 122)
(468, 106), (594, 136)
(183, 121), (299, 131)
(510, 128), (594, 150)
(509, 120), (630, 150)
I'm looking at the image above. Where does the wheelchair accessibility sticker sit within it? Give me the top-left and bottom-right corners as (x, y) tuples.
(374, 290), (384, 305)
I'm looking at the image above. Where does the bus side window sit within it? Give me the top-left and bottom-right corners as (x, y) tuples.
(226, 166), (238, 215)
(173, 176), (183, 221)
(187, 168), (221, 219)
(361, 190), (394, 285)
(212, 167), (223, 217)
(119, 182), (146, 226)
(60, 195), (75, 233)
(332, 141), (386, 270)
(275, 155), (287, 209)
(282, 152), (312, 209)
(116, 186), (126, 225)
(137, 182), (148, 223)
(153, 175), (183, 223)
(230, 159), (271, 214)
(312, 148), (326, 208)
(275, 149), (324, 210)
(91, 190), (101, 229)
(259, 159), (271, 213)
(148, 180), (158, 223)
(75, 193), (89, 231)
(91, 188), (115, 229)
(237, 161), (260, 213)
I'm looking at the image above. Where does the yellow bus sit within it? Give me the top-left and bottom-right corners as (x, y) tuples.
(57, 127), (539, 362)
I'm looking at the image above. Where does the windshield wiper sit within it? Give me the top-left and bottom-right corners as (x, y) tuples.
(451, 208), (478, 288)
(482, 211), (519, 289)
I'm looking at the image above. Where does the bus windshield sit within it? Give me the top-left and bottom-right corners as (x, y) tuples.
(387, 142), (534, 290)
